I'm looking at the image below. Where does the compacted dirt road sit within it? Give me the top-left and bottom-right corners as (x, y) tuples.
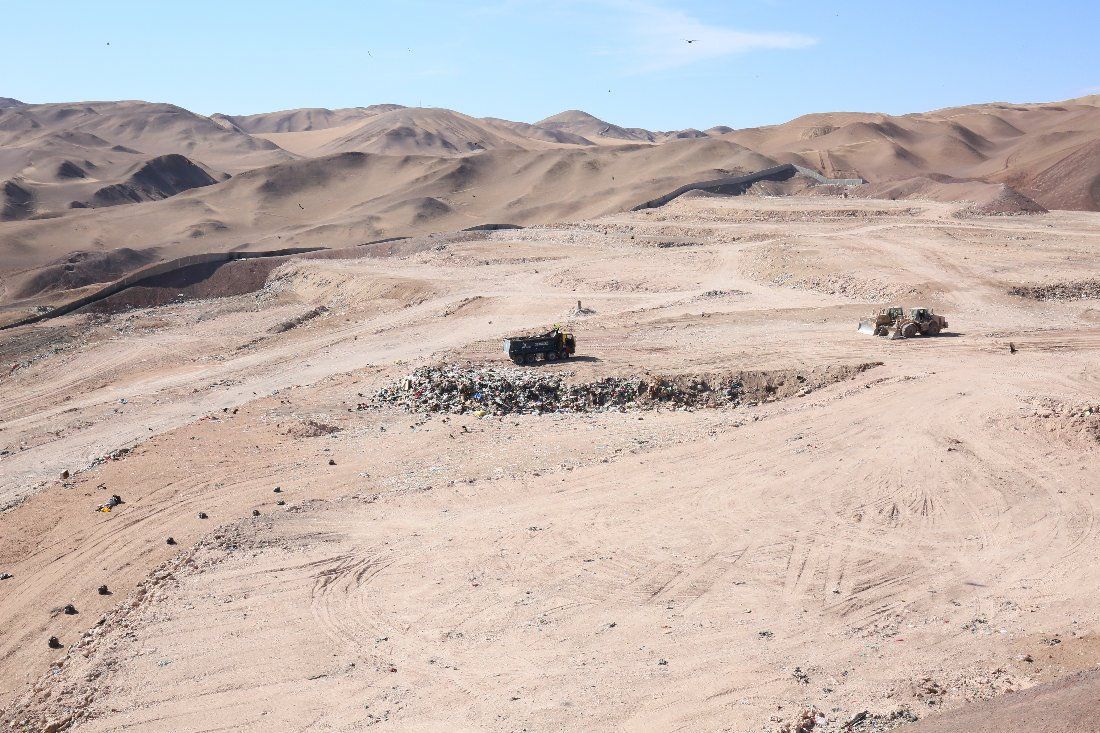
(1, 196), (1098, 732)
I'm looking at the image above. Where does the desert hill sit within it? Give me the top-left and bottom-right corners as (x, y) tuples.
(2, 94), (1100, 317)
(212, 104), (405, 134)
(535, 109), (660, 143)
(717, 97), (1100, 210)
(0, 101), (295, 223)
(0, 138), (776, 305)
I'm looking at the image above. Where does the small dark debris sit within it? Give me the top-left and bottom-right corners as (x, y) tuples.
(657, 659), (668, 666)
(1009, 342), (1017, 354)
(97, 585), (110, 595)
(63, 603), (78, 615)
(166, 537), (177, 545)
(48, 636), (62, 649)
(197, 512), (208, 519)
(328, 459), (337, 465)
(252, 509), (261, 517)
(0, 572), (12, 581)
(96, 494), (124, 512)
(276, 500), (286, 506)
(273, 487), (282, 493)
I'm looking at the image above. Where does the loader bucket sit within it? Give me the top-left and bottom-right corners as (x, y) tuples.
(885, 325), (905, 340)
(857, 319), (877, 335)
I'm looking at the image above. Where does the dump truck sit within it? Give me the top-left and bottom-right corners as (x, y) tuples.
(858, 307), (948, 339)
(503, 327), (575, 364)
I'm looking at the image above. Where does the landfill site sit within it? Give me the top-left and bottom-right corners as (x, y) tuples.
(2, 189), (1099, 732)
(2, 92), (1100, 732)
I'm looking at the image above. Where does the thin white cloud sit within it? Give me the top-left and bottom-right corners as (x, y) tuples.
(600, 1), (817, 72)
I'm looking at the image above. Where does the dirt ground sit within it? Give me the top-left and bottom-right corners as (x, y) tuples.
(1, 195), (1099, 732)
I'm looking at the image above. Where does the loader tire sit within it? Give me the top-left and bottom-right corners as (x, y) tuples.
(901, 322), (920, 338)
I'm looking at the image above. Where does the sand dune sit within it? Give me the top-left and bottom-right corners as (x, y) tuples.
(0, 101), (294, 220)
(212, 104), (403, 134)
(535, 109), (660, 143)
(2, 94), (1100, 319)
(0, 139), (778, 310)
(3, 96), (1099, 227)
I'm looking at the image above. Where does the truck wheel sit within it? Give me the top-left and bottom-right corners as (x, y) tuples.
(546, 351), (559, 361)
(560, 350), (570, 359)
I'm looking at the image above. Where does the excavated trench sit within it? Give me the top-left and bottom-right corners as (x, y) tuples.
(374, 362), (881, 415)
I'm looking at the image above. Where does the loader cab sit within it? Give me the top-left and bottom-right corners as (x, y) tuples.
(885, 307), (904, 321)
(909, 308), (933, 322)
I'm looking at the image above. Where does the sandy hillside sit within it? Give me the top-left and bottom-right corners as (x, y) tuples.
(2, 96), (1099, 317)
(1, 194), (1098, 732)
(0, 139), (778, 311)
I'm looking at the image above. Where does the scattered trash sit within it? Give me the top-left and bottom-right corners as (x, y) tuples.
(166, 537), (177, 545)
(269, 305), (329, 334)
(96, 495), (123, 513)
(252, 509), (261, 517)
(60, 469), (70, 480)
(962, 616), (989, 633)
(97, 585), (110, 595)
(778, 707), (821, 733)
(1009, 342), (1017, 354)
(0, 572), (12, 581)
(288, 419), (341, 438)
(197, 512), (208, 519)
(569, 299), (596, 316)
(48, 636), (62, 649)
(273, 487), (282, 493)
(1009, 279), (1100, 301)
(792, 667), (810, 684)
(62, 604), (77, 615)
(328, 459), (337, 465)
(276, 500), (286, 506)
(758, 630), (774, 639)
(844, 708), (918, 731)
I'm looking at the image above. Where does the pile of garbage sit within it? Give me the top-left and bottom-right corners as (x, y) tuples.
(1009, 279), (1100, 301)
(374, 363), (879, 416)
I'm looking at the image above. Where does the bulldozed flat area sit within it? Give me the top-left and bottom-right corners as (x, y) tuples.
(2, 195), (1099, 732)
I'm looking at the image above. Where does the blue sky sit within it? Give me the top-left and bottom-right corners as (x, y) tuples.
(3, 0), (1097, 129)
